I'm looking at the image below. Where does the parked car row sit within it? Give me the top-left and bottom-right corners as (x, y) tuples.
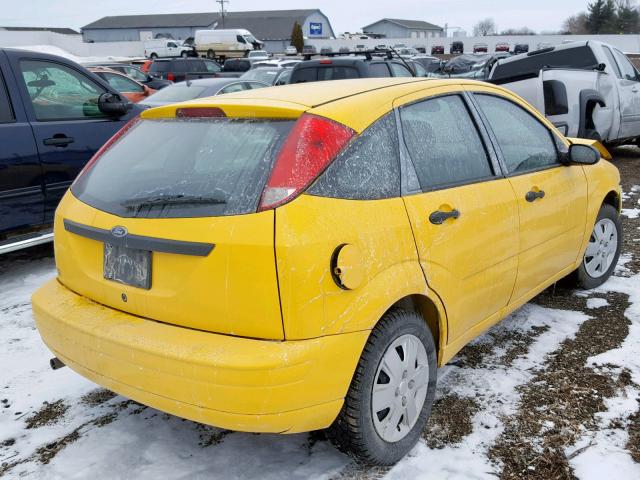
(3, 39), (640, 254)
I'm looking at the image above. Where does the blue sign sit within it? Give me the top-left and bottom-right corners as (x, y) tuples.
(310, 22), (323, 35)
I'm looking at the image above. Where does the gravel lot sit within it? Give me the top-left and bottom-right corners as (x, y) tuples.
(1, 150), (639, 479)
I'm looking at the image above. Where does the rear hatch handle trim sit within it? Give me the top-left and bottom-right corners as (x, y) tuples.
(63, 219), (215, 257)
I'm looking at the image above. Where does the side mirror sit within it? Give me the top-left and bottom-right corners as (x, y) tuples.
(567, 144), (600, 165)
(98, 92), (131, 117)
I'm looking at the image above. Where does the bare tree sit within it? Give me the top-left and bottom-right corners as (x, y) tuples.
(473, 18), (497, 36)
(562, 12), (590, 33)
(500, 27), (536, 35)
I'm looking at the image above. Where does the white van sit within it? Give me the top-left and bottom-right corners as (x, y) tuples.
(194, 29), (264, 60)
(144, 40), (194, 59)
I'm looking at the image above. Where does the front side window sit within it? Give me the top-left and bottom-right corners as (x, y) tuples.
(475, 94), (558, 174)
(309, 113), (400, 200)
(102, 73), (144, 93)
(237, 35), (247, 44)
(20, 60), (106, 121)
(400, 95), (494, 191)
(167, 42), (178, 48)
(613, 49), (638, 81)
(602, 46), (622, 78)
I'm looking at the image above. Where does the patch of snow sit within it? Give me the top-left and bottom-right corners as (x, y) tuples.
(569, 273), (640, 478)
(586, 298), (609, 309)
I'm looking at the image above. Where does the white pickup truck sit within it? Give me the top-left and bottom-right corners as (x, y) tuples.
(143, 39), (194, 59)
(489, 41), (640, 145)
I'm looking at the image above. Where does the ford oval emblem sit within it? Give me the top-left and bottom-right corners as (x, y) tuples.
(111, 226), (128, 238)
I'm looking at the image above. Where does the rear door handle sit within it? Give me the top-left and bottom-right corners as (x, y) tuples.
(632, 86), (639, 93)
(525, 190), (545, 202)
(43, 135), (74, 147)
(429, 209), (460, 225)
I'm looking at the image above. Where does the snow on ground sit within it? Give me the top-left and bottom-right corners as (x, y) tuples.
(1, 181), (640, 479)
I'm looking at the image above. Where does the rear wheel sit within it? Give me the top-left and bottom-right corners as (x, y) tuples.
(149, 52), (158, 59)
(327, 309), (437, 465)
(573, 204), (621, 289)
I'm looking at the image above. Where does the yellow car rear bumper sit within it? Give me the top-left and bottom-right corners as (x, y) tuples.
(32, 279), (368, 433)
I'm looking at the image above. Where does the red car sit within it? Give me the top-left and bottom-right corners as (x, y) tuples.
(495, 42), (510, 53)
(473, 43), (488, 53)
(431, 45), (445, 55)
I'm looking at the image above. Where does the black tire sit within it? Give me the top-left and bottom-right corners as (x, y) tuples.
(149, 52), (158, 59)
(180, 51), (189, 58)
(573, 203), (622, 289)
(326, 308), (437, 466)
(207, 49), (215, 59)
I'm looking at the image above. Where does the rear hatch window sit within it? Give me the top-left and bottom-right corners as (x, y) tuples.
(149, 62), (170, 73)
(72, 118), (294, 218)
(291, 66), (359, 83)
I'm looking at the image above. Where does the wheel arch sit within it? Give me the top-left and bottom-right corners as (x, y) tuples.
(602, 189), (621, 212)
(578, 89), (606, 138)
(384, 293), (448, 366)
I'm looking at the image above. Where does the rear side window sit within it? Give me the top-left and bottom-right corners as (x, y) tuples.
(369, 63), (391, 77)
(318, 67), (358, 80)
(400, 95), (494, 191)
(389, 63), (413, 77)
(475, 94), (558, 173)
(308, 113), (400, 200)
(291, 67), (318, 83)
(0, 71), (15, 123)
(492, 46), (598, 81)
(72, 119), (294, 218)
(149, 62), (170, 73)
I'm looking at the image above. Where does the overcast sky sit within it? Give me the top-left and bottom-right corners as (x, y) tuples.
(2, 0), (593, 34)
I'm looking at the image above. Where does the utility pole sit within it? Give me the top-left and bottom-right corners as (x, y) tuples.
(216, 0), (229, 29)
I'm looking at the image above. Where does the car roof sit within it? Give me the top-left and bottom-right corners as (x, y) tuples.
(142, 77), (505, 133)
(171, 78), (240, 87)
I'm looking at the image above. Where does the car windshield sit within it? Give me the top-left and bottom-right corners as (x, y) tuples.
(142, 84), (210, 104)
(241, 69), (279, 84)
(71, 118), (294, 218)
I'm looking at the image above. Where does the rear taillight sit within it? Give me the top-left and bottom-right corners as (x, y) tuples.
(72, 116), (140, 186)
(167, 73), (175, 81)
(258, 113), (354, 211)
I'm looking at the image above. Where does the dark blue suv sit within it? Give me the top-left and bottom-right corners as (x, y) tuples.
(0, 48), (142, 253)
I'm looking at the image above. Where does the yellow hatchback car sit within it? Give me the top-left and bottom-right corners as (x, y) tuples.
(33, 78), (622, 465)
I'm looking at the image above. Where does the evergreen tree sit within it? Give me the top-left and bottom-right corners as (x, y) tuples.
(587, 0), (617, 33)
(290, 22), (304, 54)
(616, 0), (640, 33)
